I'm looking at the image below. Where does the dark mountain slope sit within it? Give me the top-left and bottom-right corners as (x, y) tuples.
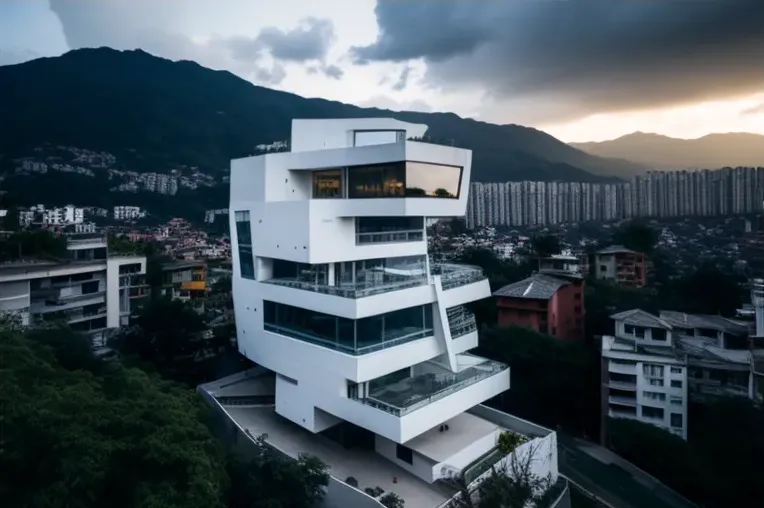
(0, 47), (638, 182)
(572, 132), (764, 170)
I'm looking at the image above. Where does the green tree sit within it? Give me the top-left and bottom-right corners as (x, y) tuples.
(0, 329), (229, 508)
(379, 492), (405, 508)
(477, 326), (600, 437)
(111, 297), (209, 384)
(611, 220), (657, 255)
(226, 435), (329, 508)
(0, 229), (67, 261)
(678, 262), (744, 316)
(530, 234), (561, 259)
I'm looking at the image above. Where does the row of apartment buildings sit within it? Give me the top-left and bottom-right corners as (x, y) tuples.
(466, 166), (764, 228)
(600, 281), (764, 441)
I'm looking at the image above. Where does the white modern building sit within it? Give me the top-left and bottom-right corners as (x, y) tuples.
(227, 118), (559, 502)
(602, 308), (759, 441)
(0, 231), (147, 348)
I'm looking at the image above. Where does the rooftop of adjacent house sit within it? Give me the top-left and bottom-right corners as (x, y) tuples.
(659, 310), (750, 336)
(493, 272), (572, 300)
(596, 245), (641, 255)
(611, 309), (672, 329)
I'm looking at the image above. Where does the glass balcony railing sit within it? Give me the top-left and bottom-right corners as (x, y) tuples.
(431, 263), (486, 290)
(447, 306), (478, 338)
(264, 273), (429, 299)
(358, 356), (508, 416)
(265, 263), (485, 299)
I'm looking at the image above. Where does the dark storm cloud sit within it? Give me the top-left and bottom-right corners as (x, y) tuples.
(256, 17), (335, 62)
(47, 1), (340, 86)
(352, 0), (764, 123)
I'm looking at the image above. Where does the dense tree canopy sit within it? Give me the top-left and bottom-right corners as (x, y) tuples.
(0, 229), (67, 261)
(1, 328), (229, 508)
(611, 220), (658, 255)
(530, 234), (561, 259)
(477, 326), (600, 437)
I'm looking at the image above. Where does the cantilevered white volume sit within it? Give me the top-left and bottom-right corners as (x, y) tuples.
(229, 118), (514, 482)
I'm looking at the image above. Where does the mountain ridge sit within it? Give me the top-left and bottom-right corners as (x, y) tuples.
(0, 47), (644, 184)
(571, 132), (764, 170)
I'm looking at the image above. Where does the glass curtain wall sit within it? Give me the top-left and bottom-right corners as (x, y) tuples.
(263, 301), (434, 354)
(235, 211), (255, 279)
(345, 161), (462, 199)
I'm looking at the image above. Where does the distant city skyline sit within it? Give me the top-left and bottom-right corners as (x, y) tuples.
(466, 167), (764, 229)
(1, 0), (762, 143)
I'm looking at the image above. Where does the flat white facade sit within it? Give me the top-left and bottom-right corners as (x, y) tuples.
(0, 233), (146, 348)
(229, 118), (524, 484)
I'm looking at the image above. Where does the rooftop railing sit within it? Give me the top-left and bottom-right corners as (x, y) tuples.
(359, 356), (508, 417)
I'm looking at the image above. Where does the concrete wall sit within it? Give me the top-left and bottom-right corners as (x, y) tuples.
(374, 434), (437, 482)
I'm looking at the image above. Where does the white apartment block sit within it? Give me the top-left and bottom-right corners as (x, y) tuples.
(113, 206), (146, 220)
(18, 204), (84, 227)
(0, 232), (146, 349)
(602, 307), (759, 441)
(226, 118), (559, 503)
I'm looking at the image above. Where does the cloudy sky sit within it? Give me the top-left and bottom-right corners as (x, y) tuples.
(1, 0), (762, 142)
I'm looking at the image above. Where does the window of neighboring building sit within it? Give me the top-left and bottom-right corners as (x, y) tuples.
(670, 396), (682, 405)
(235, 211), (255, 280)
(641, 406), (664, 419)
(652, 328), (667, 341)
(574, 305), (582, 313)
(671, 379), (683, 389)
(574, 293), (581, 300)
(643, 364), (664, 377)
(625, 324), (645, 338)
(82, 280), (100, 294)
(671, 413), (683, 428)
(642, 391), (666, 401)
(599, 265), (607, 272)
(670, 367), (682, 374)
(396, 444), (413, 465)
(312, 169), (343, 198)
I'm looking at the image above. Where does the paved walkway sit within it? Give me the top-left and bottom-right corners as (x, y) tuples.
(226, 405), (455, 508)
(558, 435), (698, 508)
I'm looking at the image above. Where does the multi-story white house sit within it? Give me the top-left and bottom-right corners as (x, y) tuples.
(225, 118), (559, 504)
(602, 307), (759, 441)
(0, 231), (147, 349)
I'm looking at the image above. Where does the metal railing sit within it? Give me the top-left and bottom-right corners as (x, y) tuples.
(264, 275), (429, 299)
(356, 229), (424, 245)
(431, 263), (486, 290)
(447, 305), (478, 338)
(359, 358), (508, 416)
(264, 323), (433, 356)
(66, 233), (107, 245)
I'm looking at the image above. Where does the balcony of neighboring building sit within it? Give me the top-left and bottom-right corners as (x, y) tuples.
(65, 232), (107, 250)
(29, 277), (107, 314)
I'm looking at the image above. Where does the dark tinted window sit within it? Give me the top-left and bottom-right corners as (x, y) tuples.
(347, 163), (406, 198)
(405, 162), (461, 198)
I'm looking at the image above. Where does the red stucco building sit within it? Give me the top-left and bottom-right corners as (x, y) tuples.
(493, 271), (585, 340)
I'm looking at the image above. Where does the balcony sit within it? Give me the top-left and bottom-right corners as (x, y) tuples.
(447, 305), (477, 339)
(431, 263), (486, 290)
(265, 273), (428, 299)
(357, 355), (509, 416)
(66, 232), (106, 245)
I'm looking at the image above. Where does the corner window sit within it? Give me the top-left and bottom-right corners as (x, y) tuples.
(671, 413), (683, 428)
(405, 162), (461, 198)
(235, 211), (255, 280)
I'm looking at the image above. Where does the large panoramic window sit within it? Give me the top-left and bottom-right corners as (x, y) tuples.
(235, 210), (255, 280)
(356, 217), (425, 244)
(345, 161), (462, 199)
(263, 301), (434, 354)
(312, 169), (343, 199)
(405, 162), (462, 198)
(347, 162), (406, 198)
